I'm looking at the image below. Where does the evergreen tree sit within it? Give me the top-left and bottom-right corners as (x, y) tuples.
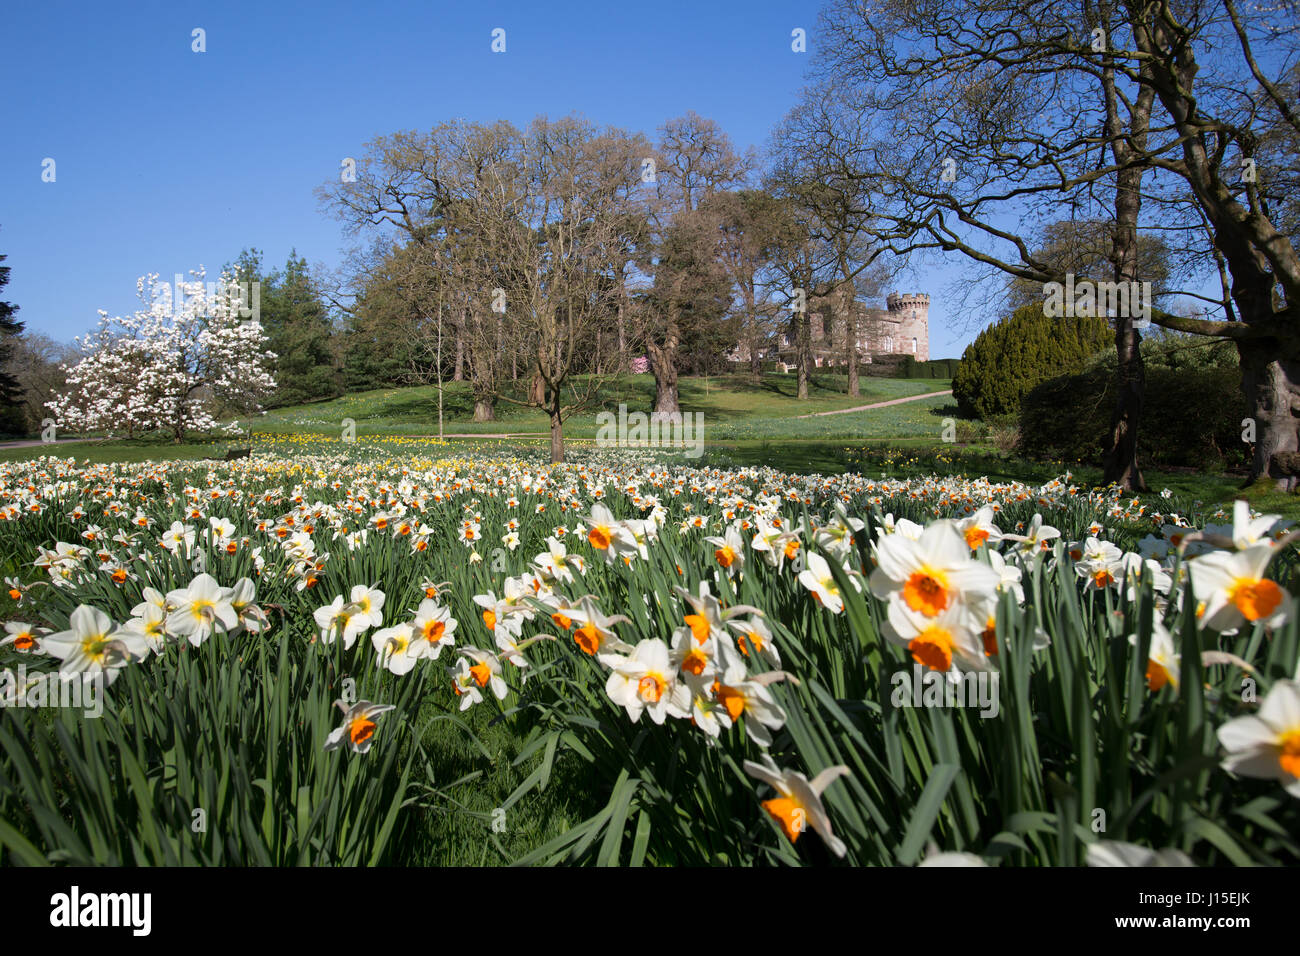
(0, 251), (27, 436)
(952, 304), (1111, 420)
(227, 249), (341, 407)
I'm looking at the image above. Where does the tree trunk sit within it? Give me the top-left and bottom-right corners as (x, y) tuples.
(1239, 338), (1300, 490)
(453, 327), (465, 382)
(549, 403), (565, 464)
(647, 314), (681, 414)
(617, 297), (627, 373)
(1101, 316), (1146, 490)
(843, 279), (859, 398)
(794, 310), (811, 400)
(473, 398), (495, 422)
(1099, 76), (1154, 492)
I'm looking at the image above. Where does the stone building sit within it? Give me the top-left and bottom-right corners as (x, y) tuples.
(730, 292), (930, 369)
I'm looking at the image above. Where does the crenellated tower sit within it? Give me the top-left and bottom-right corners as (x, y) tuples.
(886, 292), (930, 362)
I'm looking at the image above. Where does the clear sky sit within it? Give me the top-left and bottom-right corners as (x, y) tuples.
(0, 0), (972, 357)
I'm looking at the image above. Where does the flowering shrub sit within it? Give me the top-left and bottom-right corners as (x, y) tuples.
(46, 269), (276, 441)
(0, 443), (1296, 865)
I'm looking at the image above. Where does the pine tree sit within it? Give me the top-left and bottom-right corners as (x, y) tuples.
(953, 304), (1111, 420)
(0, 251), (28, 436)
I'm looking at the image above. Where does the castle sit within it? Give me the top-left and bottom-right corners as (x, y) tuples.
(730, 292), (931, 369)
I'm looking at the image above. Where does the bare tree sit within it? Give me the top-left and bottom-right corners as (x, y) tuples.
(800, 0), (1300, 488)
(642, 112), (755, 414)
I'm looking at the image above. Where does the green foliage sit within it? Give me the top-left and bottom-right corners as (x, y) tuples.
(952, 304), (1111, 419)
(229, 249), (342, 409)
(897, 357), (961, 380)
(1019, 336), (1246, 470)
(0, 251), (27, 438)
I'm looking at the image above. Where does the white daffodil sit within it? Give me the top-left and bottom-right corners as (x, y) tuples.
(885, 598), (991, 677)
(372, 623), (420, 675)
(1216, 679), (1300, 798)
(584, 503), (638, 563)
(1129, 618), (1179, 693)
(751, 518), (802, 571)
(604, 638), (690, 725)
(534, 536), (585, 585)
(449, 656), (485, 710)
(712, 662), (789, 746)
(165, 573), (239, 646)
(313, 595), (369, 649)
(347, 583), (386, 631)
(742, 754), (850, 858)
(955, 506), (1002, 551)
(1231, 499), (1288, 550)
(229, 577), (269, 634)
(120, 603), (169, 656)
(42, 605), (148, 684)
(1, 621), (48, 654)
(323, 699), (396, 754)
(457, 647), (510, 701)
(869, 520), (999, 621)
(704, 523), (746, 576)
(409, 598), (457, 660)
(1188, 542), (1289, 632)
(565, 595), (633, 658)
(798, 552), (850, 614)
(725, 614), (781, 668)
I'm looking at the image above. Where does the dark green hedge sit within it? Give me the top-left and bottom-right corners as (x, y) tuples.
(953, 305), (1113, 419)
(1018, 339), (1246, 470)
(896, 357), (961, 379)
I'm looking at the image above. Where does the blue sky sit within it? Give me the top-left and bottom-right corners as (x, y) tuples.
(1, 0), (972, 357)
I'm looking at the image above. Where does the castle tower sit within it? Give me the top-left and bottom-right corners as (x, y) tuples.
(886, 292), (930, 362)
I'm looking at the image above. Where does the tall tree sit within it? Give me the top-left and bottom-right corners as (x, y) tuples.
(642, 112), (754, 414)
(0, 251), (27, 436)
(704, 189), (800, 377)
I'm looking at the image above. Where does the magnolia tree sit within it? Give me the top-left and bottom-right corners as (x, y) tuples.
(48, 269), (277, 442)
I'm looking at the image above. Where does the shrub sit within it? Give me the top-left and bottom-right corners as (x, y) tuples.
(1018, 336), (1246, 470)
(897, 357), (961, 379)
(952, 304), (1111, 419)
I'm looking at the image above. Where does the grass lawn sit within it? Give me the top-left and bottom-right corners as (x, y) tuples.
(702, 438), (1300, 521)
(5, 371), (1290, 522)
(252, 372), (950, 437)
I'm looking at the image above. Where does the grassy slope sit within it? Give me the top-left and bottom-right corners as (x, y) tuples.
(3, 371), (1289, 519)
(253, 372), (949, 437)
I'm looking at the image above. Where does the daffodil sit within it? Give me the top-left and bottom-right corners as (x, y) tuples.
(869, 520), (999, 620)
(704, 524), (746, 576)
(408, 598), (457, 660)
(323, 699), (396, 754)
(457, 647), (510, 701)
(603, 638), (690, 725)
(372, 622), (421, 674)
(165, 573), (239, 646)
(885, 599), (989, 677)
(1129, 618), (1179, 692)
(1216, 679), (1300, 798)
(742, 754), (850, 858)
(1188, 542), (1290, 631)
(1, 621), (48, 654)
(42, 605), (149, 684)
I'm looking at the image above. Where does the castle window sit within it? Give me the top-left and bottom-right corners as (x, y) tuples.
(883, 335), (893, 352)
(911, 337), (917, 353)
